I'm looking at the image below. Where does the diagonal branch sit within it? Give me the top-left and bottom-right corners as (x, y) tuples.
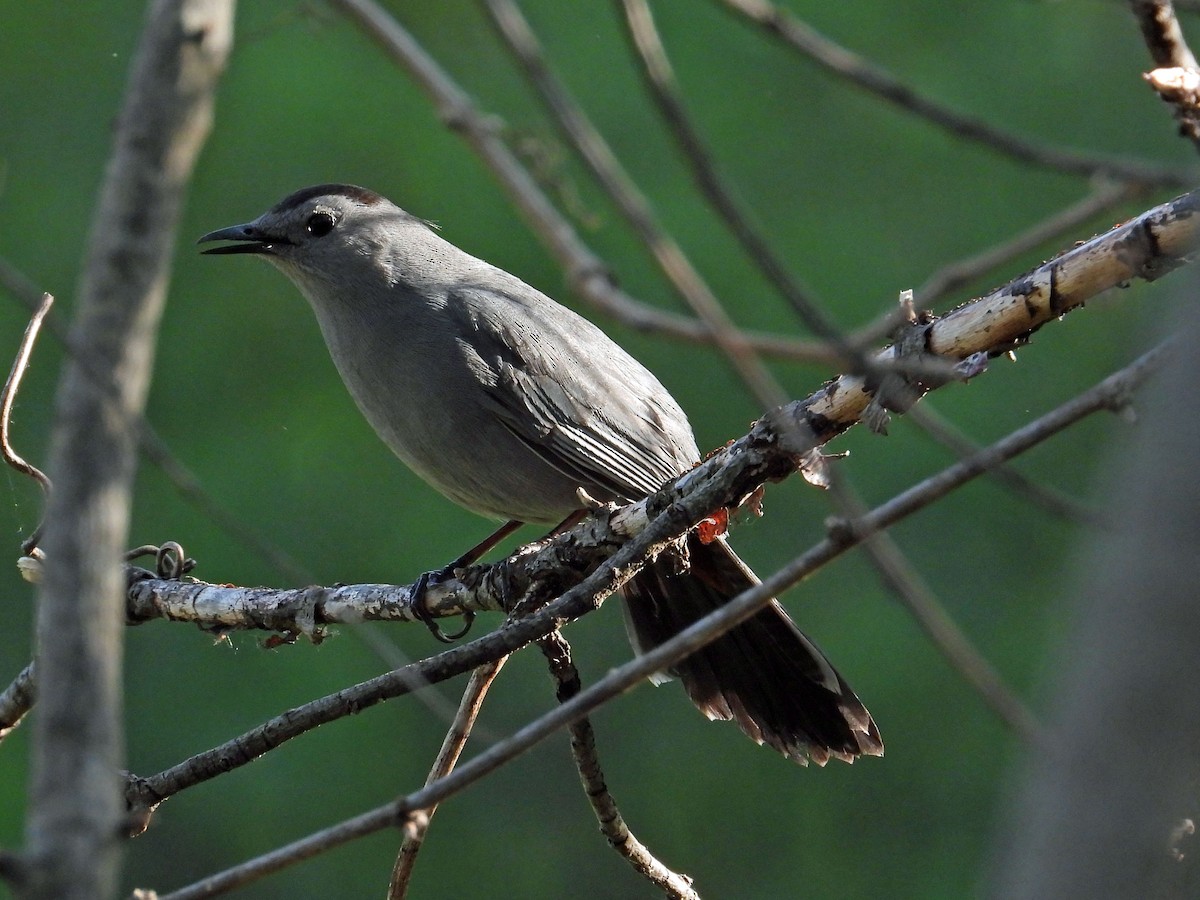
(386, 657), (507, 899)
(0, 662), (35, 744)
(1135, 0), (1200, 151)
(539, 632), (698, 899)
(618, 0), (848, 349)
(826, 474), (1043, 743)
(718, 0), (1191, 186)
(1134, 0), (1199, 68)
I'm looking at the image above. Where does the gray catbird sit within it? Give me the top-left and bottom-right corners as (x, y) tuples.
(200, 184), (882, 765)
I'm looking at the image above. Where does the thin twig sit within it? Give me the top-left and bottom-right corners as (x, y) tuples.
(0, 662), (36, 743)
(1134, 0), (1200, 151)
(483, 0), (788, 409)
(539, 632), (698, 899)
(148, 344), (1166, 900)
(718, 0), (1191, 187)
(0, 256), (429, 688)
(1134, 0), (1199, 68)
(0, 292), (53, 554)
(386, 657), (508, 899)
(618, 0), (850, 350)
(0, 254), (315, 584)
(329, 0), (837, 366)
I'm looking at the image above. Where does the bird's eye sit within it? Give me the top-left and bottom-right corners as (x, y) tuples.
(306, 212), (335, 237)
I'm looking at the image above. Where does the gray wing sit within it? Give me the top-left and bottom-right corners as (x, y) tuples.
(447, 282), (700, 505)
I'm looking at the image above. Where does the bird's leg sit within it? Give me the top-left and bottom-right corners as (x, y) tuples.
(411, 519), (524, 643)
(546, 509), (587, 537)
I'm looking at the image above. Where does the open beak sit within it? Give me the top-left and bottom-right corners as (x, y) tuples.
(197, 223), (278, 255)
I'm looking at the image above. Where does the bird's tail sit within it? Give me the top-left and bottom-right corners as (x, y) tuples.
(621, 535), (882, 765)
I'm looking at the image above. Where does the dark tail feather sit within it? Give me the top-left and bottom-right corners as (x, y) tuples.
(621, 535), (882, 765)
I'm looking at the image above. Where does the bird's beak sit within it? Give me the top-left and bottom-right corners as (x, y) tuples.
(197, 222), (277, 255)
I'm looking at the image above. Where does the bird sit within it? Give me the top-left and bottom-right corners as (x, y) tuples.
(199, 183), (882, 765)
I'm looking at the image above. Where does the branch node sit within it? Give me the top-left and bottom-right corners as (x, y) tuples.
(823, 515), (860, 547)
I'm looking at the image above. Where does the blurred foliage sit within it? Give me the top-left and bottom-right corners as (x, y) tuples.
(0, 1), (1194, 897)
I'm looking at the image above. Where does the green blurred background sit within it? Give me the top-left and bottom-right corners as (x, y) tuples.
(0, 1), (1193, 897)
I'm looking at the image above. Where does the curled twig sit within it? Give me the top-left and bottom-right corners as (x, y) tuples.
(1, 292), (54, 555)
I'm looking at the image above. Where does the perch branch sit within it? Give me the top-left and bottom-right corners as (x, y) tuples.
(122, 187), (1200, 636)
(146, 343), (1165, 900)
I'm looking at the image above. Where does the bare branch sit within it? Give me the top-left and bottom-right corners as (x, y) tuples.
(1136, 0), (1200, 150)
(618, 0), (849, 350)
(827, 475), (1043, 743)
(718, 0), (1191, 186)
(1, 292), (53, 555)
(907, 404), (1103, 527)
(539, 632), (699, 899)
(386, 658), (507, 899)
(913, 180), (1147, 309)
(1134, 0), (1199, 68)
(22, 2), (232, 897)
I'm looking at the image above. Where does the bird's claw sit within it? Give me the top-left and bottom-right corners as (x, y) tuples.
(410, 567), (475, 643)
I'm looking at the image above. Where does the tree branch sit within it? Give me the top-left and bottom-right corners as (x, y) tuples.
(0, 663), (35, 744)
(19, 2), (231, 898)
(1135, 0), (1200, 151)
(539, 632), (699, 899)
(386, 657), (507, 899)
(718, 0), (1191, 186)
(483, 0), (788, 408)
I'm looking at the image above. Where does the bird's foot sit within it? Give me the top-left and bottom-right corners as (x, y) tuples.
(409, 564), (475, 644)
